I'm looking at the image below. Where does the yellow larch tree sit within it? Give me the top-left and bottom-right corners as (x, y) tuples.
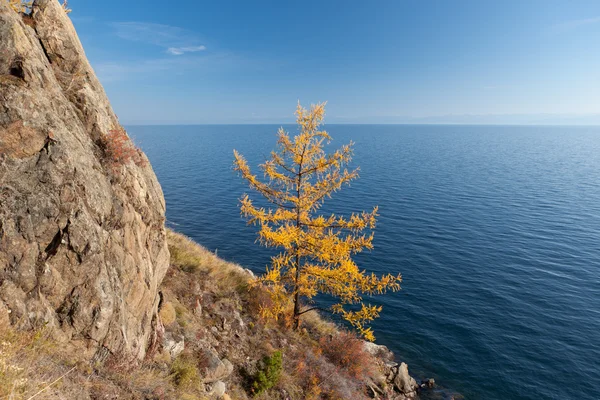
(233, 102), (402, 341)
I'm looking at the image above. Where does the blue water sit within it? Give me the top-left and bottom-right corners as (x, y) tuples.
(130, 125), (600, 400)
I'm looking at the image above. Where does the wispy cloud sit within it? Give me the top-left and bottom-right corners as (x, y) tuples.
(93, 51), (253, 83)
(111, 22), (207, 55)
(99, 21), (276, 83)
(166, 45), (207, 55)
(94, 59), (174, 83)
(553, 16), (600, 31)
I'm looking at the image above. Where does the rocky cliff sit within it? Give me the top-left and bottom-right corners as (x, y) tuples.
(0, 0), (169, 361)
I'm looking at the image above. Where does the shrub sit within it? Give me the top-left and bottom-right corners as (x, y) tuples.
(319, 331), (373, 379)
(251, 351), (282, 395)
(170, 356), (199, 389)
(291, 346), (367, 400)
(98, 126), (146, 172)
(245, 285), (274, 319)
(174, 303), (189, 327)
(159, 302), (177, 326)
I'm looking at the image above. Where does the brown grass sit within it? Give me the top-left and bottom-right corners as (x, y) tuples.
(0, 318), (89, 399)
(0, 230), (389, 399)
(160, 302), (177, 326)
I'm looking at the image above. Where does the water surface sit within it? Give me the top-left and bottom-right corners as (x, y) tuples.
(131, 124), (600, 400)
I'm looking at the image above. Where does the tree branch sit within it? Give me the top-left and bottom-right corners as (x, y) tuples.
(297, 306), (330, 316)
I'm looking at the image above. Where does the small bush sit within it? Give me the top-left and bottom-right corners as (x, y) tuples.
(252, 350), (282, 395)
(319, 331), (373, 379)
(159, 302), (177, 326)
(98, 126), (146, 172)
(174, 304), (189, 327)
(170, 356), (199, 389)
(291, 346), (367, 400)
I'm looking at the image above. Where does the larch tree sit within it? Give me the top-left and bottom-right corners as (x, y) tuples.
(233, 102), (402, 341)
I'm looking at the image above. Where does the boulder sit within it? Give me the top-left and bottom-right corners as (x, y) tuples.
(388, 362), (419, 398)
(163, 331), (185, 359)
(363, 340), (395, 361)
(209, 380), (226, 397)
(0, 0), (169, 361)
(199, 347), (234, 382)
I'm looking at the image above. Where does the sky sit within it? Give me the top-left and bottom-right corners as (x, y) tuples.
(68, 0), (600, 124)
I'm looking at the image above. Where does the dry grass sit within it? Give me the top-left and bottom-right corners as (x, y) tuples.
(164, 229), (385, 399)
(0, 230), (390, 399)
(0, 318), (88, 399)
(160, 302), (177, 326)
(170, 354), (200, 390)
(167, 230), (247, 281)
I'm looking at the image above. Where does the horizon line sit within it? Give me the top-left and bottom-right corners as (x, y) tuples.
(124, 122), (600, 127)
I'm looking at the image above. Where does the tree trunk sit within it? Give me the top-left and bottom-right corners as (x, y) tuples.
(293, 274), (301, 330)
(292, 145), (306, 330)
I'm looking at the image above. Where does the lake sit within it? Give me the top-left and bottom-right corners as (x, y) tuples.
(131, 124), (600, 400)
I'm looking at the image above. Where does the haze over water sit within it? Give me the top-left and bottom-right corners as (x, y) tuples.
(132, 124), (600, 400)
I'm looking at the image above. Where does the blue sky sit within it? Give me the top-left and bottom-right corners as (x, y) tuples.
(69, 0), (600, 124)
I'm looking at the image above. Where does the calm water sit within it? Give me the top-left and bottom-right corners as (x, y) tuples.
(130, 125), (600, 400)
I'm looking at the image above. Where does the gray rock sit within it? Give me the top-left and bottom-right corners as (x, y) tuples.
(209, 381), (226, 397)
(200, 347), (234, 382)
(194, 297), (203, 316)
(163, 331), (185, 359)
(392, 362), (418, 397)
(0, 0), (169, 361)
(222, 358), (234, 376)
(363, 340), (394, 361)
(230, 310), (245, 331)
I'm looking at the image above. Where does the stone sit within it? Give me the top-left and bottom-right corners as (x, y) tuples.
(0, 0), (169, 361)
(199, 347), (234, 382)
(222, 358), (234, 375)
(194, 297), (203, 316)
(363, 340), (394, 361)
(163, 331), (185, 359)
(392, 362), (418, 397)
(232, 310), (245, 330)
(209, 381), (226, 397)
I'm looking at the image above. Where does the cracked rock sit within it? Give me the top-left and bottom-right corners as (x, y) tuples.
(0, 0), (169, 361)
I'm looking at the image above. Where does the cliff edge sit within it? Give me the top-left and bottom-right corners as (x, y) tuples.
(0, 0), (169, 361)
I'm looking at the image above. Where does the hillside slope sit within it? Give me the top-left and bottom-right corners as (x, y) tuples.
(0, 230), (427, 399)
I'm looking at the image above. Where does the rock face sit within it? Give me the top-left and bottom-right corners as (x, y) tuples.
(0, 0), (169, 361)
(391, 362), (419, 398)
(363, 341), (422, 399)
